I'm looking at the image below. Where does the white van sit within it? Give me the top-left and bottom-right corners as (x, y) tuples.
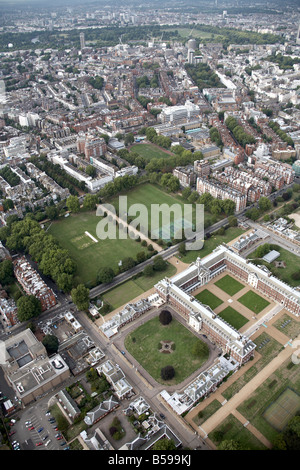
(45, 440), (51, 447)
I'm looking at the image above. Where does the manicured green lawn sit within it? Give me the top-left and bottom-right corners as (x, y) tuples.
(218, 306), (248, 330)
(124, 315), (209, 384)
(247, 244), (300, 288)
(214, 274), (244, 296)
(110, 182), (195, 238)
(48, 210), (148, 286)
(195, 289), (223, 310)
(102, 263), (177, 311)
(179, 227), (245, 264)
(130, 143), (173, 160)
(238, 290), (270, 314)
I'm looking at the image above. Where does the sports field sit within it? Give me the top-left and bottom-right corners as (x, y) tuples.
(263, 388), (300, 432)
(110, 183), (196, 240)
(124, 315), (209, 384)
(48, 211), (148, 286)
(130, 143), (173, 160)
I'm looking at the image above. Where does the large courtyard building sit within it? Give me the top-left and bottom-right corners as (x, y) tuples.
(154, 244), (300, 364)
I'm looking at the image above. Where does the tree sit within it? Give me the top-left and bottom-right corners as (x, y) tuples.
(161, 365), (175, 381)
(97, 267), (115, 284)
(66, 195), (80, 213)
(159, 310), (172, 325)
(42, 334), (59, 355)
(228, 215), (238, 227)
(85, 165), (96, 178)
(17, 295), (42, 322)
(218, 439), (244, 450)
(71, 284), (90, 311)
(153, 256), (167, 271)
(0, 260), (14, 285)
(143, 264), (154, 276)
(258, 196), (272, 212)
(152, 438), (176, 450)
(83, 194), (98, 211)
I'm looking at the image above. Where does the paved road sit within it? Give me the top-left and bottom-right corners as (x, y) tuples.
(76, 305), (213, 450)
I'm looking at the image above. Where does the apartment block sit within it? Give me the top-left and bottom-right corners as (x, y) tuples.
(13, 257), (57, 311)
(196, 176), (247, 212)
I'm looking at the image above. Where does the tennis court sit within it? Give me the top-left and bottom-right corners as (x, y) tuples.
(263, 388), (300, 431)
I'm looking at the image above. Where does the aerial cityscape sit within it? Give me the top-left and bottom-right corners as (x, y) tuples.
(0, 0), (300, 457)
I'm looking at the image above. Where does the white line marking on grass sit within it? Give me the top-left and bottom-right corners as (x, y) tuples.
(85, 231), (98, 243)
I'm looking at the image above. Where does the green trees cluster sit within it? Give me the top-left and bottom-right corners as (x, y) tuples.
(268, 121), (294, 147)
(225, 116), (256, 148)
(0, 166), (20, 187)
(181, 189), (236, 216)
(185, 63), (224, 90)
(272, 414), (300, 450)
(245, 196), (272, 221)
(136, 74), (159, 89)
(88, 76), (104, 90)
(160, 173), (180, 193)
(71, 284), (90, 311)
(0, 259), (14, 286)
(97, 174), (139, 199)
(209, 127), (223, 148)
(145, 127), (172, 149)
(145, 147), (203, 175)
(117, 149), (147, 169)
(30, 156), (85, 194)
(265, 53), (300, 70)
(17, 295), (41, 322)
(2, 217), (76, 293)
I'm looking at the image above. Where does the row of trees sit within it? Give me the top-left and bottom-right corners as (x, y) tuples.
(30, 156), (85, 194)
(268, 120), (294, 147)
(225, 116), (256, 148)
(181, 187), (236, 216)
(0, 217), (76, 293)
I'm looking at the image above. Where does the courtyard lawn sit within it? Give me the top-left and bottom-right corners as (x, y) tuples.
(237, 290), (270, 314)
(214, 274), (244, 296)
(130, 143), (173, 160)
(101, 263), (177, 311)
(217, 306), (248, 330)
(124, 315), (209, 385)
(195, 289), (223, 310)
(48, 211), (148, 287)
